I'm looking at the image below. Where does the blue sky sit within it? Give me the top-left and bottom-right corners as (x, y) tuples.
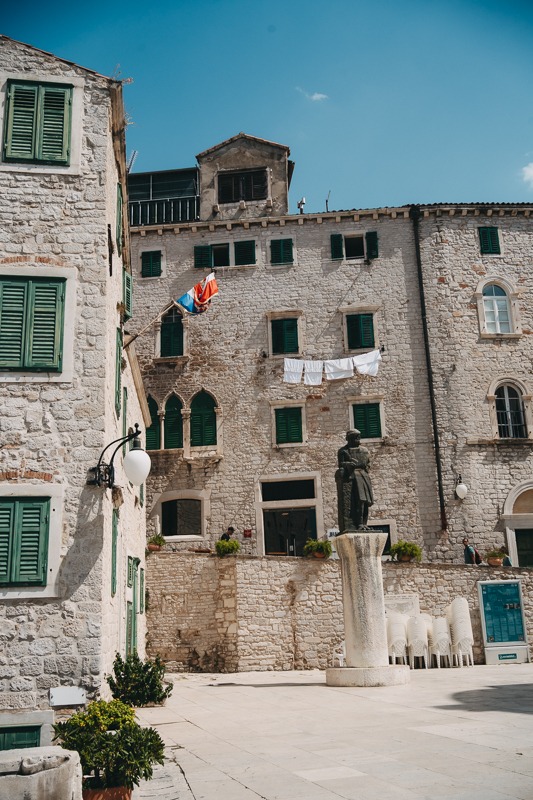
(3, 0), (533, 212)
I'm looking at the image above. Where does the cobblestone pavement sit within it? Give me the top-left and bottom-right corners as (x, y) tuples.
(133, 747), (195, 800)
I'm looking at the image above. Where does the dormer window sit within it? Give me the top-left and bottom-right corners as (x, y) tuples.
(218, 169), (268, 203)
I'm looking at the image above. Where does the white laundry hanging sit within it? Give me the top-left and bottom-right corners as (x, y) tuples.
(303, 360), (324, 386)
(324, 357), (354, 381)
(283, 358), (304, 384)
(353, 349), (381, 377)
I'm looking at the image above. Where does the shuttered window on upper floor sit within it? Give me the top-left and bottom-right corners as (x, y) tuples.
(271, 317), (299, 354)
(346, 313), (375, 350)
(331, 231), (379, 260)
(275, 406), (303, 445)
(3, 81), (72, 165)
(478, 227), (500, 255)
(0, 498), (50, 586)
(0, 277), (65, 372)
(218, 169), (268, 203)
(190, 391), (217, 447)
(141, 251), (162, 278)
(270, 239), (293, 265)
(352, 403), (382, 439)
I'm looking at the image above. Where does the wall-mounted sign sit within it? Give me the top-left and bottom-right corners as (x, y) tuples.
(478, 580), (529, 665)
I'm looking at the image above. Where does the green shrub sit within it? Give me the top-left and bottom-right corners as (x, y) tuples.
(215, 538), (240, 556)
(302, 538), (333, 558)
(148, 534), (165, 547)
(53, 699), (165, 790)
(389, 539), (423, 562)
(106, 652), (173, 707)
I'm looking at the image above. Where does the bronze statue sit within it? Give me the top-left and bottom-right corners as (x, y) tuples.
(336, 429), (374, 531)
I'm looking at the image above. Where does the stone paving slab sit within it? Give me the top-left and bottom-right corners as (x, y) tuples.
(135, 665), (533, 799)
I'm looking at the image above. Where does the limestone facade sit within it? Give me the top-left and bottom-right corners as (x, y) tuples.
(0, 37), (149, 744)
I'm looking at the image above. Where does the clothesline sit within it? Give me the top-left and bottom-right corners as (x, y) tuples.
(284, 349), (381, 385)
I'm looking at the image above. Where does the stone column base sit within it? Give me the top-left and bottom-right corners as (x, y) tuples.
(325, 664), (410, 687)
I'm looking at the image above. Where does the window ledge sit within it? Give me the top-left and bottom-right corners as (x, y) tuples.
(163, 535), (204, 542)
(273, 442), (306, 449)
(479, 333), (522, 340)
(184, 452), (222, 464)
(153, 356), (189, 365)
(466, 437), (533, 446)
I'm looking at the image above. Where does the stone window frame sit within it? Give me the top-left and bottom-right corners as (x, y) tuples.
(0, 483), (64, 601)
(339, 304), (381, 354)
(0, 265), (76, 383)
(149, 488), (210, 542)
(501, 479), (533, 567)
(366, 518), (399, 558)
(268, 237), (297, 268)
(266, 309), (304, 358)
(475, 277), (521, 339)
(348, 394), (386, 442)
(0, 72), (85, 176)
(254, 471), (324, 557)
(486, 377), (533, 441)
(270, 398), (307, 449)
(0, 710), (54, 747)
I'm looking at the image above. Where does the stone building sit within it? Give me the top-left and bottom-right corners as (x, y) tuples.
(0, 36), (149, 747)
(128, 132), (533, 569)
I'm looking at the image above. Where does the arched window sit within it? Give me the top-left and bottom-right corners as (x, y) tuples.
(160, 308), (183, 358)
(164, 395), (183, 449)
(145, 396), (160, 450)
(495, 385), (526, 439)
(482, 284), (511, 334)
(190, 391), (217, 447)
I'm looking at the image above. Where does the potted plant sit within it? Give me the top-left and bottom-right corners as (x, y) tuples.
(486, 549), (504, 567)
(303, 538), (333, 559)
(389, 540), (423, 563)
(147, 534), (165, 552)
(106, 652), (173, 707)
(53, 699), (165, 799)
(215, 538), (241, 556)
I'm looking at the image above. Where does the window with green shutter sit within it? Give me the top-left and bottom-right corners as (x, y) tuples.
(234, 240), (256, 266)
(139, 483), (144, 508)
(127, 556), (134, 588)
(270, 239), (293, 265)
(123, 270), (133, 320)
(115, 329), (122, 418)
(346, 314), (375, 350)
(352, 403), (382, 439)
(122, 388), (128, 456)
(141, 251), (162, 278)
(160, 308), (184, 357)
(194, 245), (214, 269)
(190, 391), (217, 446)
(0, 277), (65, 371)
(139, 568), (145, 614)
(0, 498), (49, 586)
(111, 509), (118, 597)
(331, 234), (344, 260)
(345, 236), (365, 259)
(365, 231), (379, 259)
(3, 81), (72, 165)
(146, 396), (161, 450)
(271, 317), (299, 354)
(0, 726), (41, 751)
(126, 600), (134, 656)
(164, 395), (183, 449)
(331, 232), (378, 260)
(479, 227), (500, 255)
(116, 183), (123, 252)
(275, 406), (303, 444)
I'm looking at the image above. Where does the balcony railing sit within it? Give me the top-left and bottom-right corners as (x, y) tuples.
(128, 196), (199, 227)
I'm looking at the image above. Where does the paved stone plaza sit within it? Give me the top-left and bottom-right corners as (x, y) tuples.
(135, 665), (533, 800)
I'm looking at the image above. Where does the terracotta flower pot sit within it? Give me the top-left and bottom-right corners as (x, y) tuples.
(313, 552), (326, 559)
(147, 543), (161, 552)
(487, 557), (503, 567)
(83, 788), (132, 800)
(399, 554), (413, 562)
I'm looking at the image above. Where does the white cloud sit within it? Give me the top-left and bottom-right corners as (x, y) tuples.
(296, 86), (328, 102)
(522, 163), (533, 189)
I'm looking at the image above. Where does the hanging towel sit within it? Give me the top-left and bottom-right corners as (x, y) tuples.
(283, 358), (304, 384)
(324, 357), (354, 381)
(303, 360), (324, 386)
(353, 349), (381, 377)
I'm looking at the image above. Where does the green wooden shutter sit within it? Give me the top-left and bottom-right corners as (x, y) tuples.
(4, 83), (38, 160)
(164, 395), (183, 449)
(160, 313), (183, 357)
(27, 280), (65, 371)
(270, 239), (293, 265)
(331, 233), (344, 260)
(139, 483), (144, 508)
(111, 509), (118, 597)
(1, 726), (41, 751)
(353, 403), (382, 438)
(271, 318), (298, 354)
(234, 240), (256, 266)
(122, 388), (128, 455)
(0, 502), (14, 585)
(12, 500), (49, 585)
(190, 392), (217, 446)
(123, 270), (133, 320)
(126, 601), (134, 656)
(365, 231), (379, 259)
(141, 251), (162, 277)
(347, 314), (375, 350)
(116, 184), (123, 251)
(479, 226), (500, 254)
(194, 245), (213, 268)
(140, 568), (145, 614)
(115, 328), (122, 418)
(39, 85), (71, 163)
(127, 556), (133, 587)
(275, 407), (303, 444)
(0, 280), (27, 369)
(146, 396), (160, 450)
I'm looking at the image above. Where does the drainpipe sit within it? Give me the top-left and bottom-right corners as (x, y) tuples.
(409, 205), (448, 532)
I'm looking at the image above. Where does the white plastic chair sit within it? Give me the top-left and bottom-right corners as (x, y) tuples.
(333, 641), (346, 667)
(387, 618), (408, 665)
(429, 617), (452, 668)
(406, 616), (429, 669)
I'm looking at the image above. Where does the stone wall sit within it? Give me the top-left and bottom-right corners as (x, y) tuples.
(146, 552), (533, 670)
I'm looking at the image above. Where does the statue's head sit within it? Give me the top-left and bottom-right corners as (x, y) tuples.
(346, 429), (361, 444)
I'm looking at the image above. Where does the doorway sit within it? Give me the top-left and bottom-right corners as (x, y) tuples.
(263, 508), (317, 556)
(515, 529), (533, 567)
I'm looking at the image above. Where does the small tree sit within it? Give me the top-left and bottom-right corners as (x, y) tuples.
(215, 539), (240, 556)
(107, 652), (173, 707)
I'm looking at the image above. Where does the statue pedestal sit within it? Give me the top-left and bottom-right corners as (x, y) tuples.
(325, 532), (410, 687)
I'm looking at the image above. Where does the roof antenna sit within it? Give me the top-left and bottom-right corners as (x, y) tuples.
(297, 197), (306, 214)
(325, 190), (331, 213)
(127, 150), (138, 173)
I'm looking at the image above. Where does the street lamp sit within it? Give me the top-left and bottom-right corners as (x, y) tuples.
(455, 475), (468, 500)
(88, 423), (151, 488)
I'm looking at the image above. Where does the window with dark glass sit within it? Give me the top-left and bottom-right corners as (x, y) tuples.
(145, 396), (161, 450)
(218, 169), (268, 203)
(495, 385), (526, 439)
(160, 308), (183, 357)
(161, 499), (202, 536)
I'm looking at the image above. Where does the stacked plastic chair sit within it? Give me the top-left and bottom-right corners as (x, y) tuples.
(386, 612), (408, 665)
(428, 616), (452, 668)
(332, 640), (346, 667)
(447, 597), (474, 667)
(406, 615), (429, 669)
